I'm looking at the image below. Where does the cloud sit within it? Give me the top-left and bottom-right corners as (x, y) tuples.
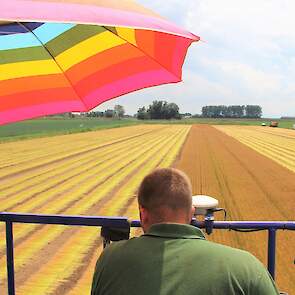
(99, 0), (295, 117)
(97, 69), (237, 115)
(210, 60), (282, 95)
(186, 0), (295, 41)
(184, 0), (295, 117)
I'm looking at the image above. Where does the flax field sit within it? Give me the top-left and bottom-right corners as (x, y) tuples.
(0, 124), (294, 294)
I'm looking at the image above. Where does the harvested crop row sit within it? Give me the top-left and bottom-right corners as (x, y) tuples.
(0, 125), (155, 166)
(0, 127), (175, 268)
(13, 126), (189, 295)
(0, 129), (171, 256)
(0, 131), (156, 193)
(66, 196), (143, 295)
(176, 125), (295, 294)
(250, 126), (295, 138)
(214, 126), (295, 172)
(229, 136), (295, 171)
(0, 125), (190, 294)
(0, 127), (167, 209)
(19, 127), (190, 295)
(0, 125), (160, 178)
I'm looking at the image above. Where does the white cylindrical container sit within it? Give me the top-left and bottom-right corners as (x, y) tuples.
(192, 195), (219, 216)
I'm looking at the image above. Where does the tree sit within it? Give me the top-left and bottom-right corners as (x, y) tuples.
(137, 100), (180, 120)
(202, 105), (257, 118)
(202, 106), (210, 117)
(202, 106), (222, 118)
(230, 105), (245, 118)
(137, 107), (150, 120)
(182, 113), (192, 118)
(245, 105), (262, 118)
(148, 100), (166, 119)
(164, 103), (180, 119)
(220, 105), (231, 117)
(104, 109), (114, 118)
(148, 100), (180, 119)
(86, 111), (104, 117)
(114, 105), (125, 119)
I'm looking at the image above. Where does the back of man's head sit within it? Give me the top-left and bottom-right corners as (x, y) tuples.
(138, 168), (192, 225)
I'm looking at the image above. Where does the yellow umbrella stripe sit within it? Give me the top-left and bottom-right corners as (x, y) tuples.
(0, 60), (61, 81)
(56, 31), (126, 71)
(116, 27), (137, 46)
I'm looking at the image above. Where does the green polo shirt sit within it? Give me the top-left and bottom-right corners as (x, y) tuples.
(91, 223), (279, 295)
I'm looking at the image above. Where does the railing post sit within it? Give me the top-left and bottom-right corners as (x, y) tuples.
(267, 228), (276, 280)
(6, 221), (15, 295)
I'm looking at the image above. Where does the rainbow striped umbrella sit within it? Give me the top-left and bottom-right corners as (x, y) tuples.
(0, 0), (199, 125)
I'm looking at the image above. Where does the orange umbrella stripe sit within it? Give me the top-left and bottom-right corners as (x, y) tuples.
(0, 74), (70, 97)
(74, 55), (162, 97)
(66, 43), (145, 84)
(0, 87), (79, 112)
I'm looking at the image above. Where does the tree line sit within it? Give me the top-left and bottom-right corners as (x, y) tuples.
(83, 105), (125, 119)
(76, 103), (263, 120)
(137, 100), (181, 120)
(201, 105), (262, 118)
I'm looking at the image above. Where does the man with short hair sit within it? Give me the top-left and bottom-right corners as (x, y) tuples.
(91, 168), (279, 295)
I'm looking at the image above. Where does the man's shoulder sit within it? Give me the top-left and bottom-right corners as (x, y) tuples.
(102, 238), (139, 257)
(203, 239), (260, 264)
(203, 240), (272, 279)
(105, 234), (257, 263)
(205, 239), (253, 256)
(95, 236), (278, 295)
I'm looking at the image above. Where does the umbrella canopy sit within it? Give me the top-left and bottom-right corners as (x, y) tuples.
(0, 0), (199, 125)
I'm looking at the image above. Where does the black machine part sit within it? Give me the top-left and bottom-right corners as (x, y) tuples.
(101, 225), (131, 248)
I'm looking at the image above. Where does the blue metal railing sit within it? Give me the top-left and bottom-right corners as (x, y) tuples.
(0, 212), (294, 295)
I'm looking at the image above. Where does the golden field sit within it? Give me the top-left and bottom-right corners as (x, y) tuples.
(215, 125), (295, 172)
(176, 125), (295, 293)
(0, 124), (294, 294)
(0, 125), (190, 294)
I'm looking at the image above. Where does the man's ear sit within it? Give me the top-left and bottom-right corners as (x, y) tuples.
(190, 206), (195, 221)
(139, 205), (149, 232)
(139, 205), (148, 220)
(191, 206), (195, 217)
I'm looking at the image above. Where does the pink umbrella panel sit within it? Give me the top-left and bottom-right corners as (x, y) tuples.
(0, 0), (199, 125)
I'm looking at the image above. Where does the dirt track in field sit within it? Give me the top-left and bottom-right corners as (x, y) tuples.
(175, 125), (295, 294)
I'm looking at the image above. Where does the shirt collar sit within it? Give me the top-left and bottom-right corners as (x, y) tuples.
(143, 223), (206, 240)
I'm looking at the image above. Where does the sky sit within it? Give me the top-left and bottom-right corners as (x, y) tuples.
(97, 0), (295, 118)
